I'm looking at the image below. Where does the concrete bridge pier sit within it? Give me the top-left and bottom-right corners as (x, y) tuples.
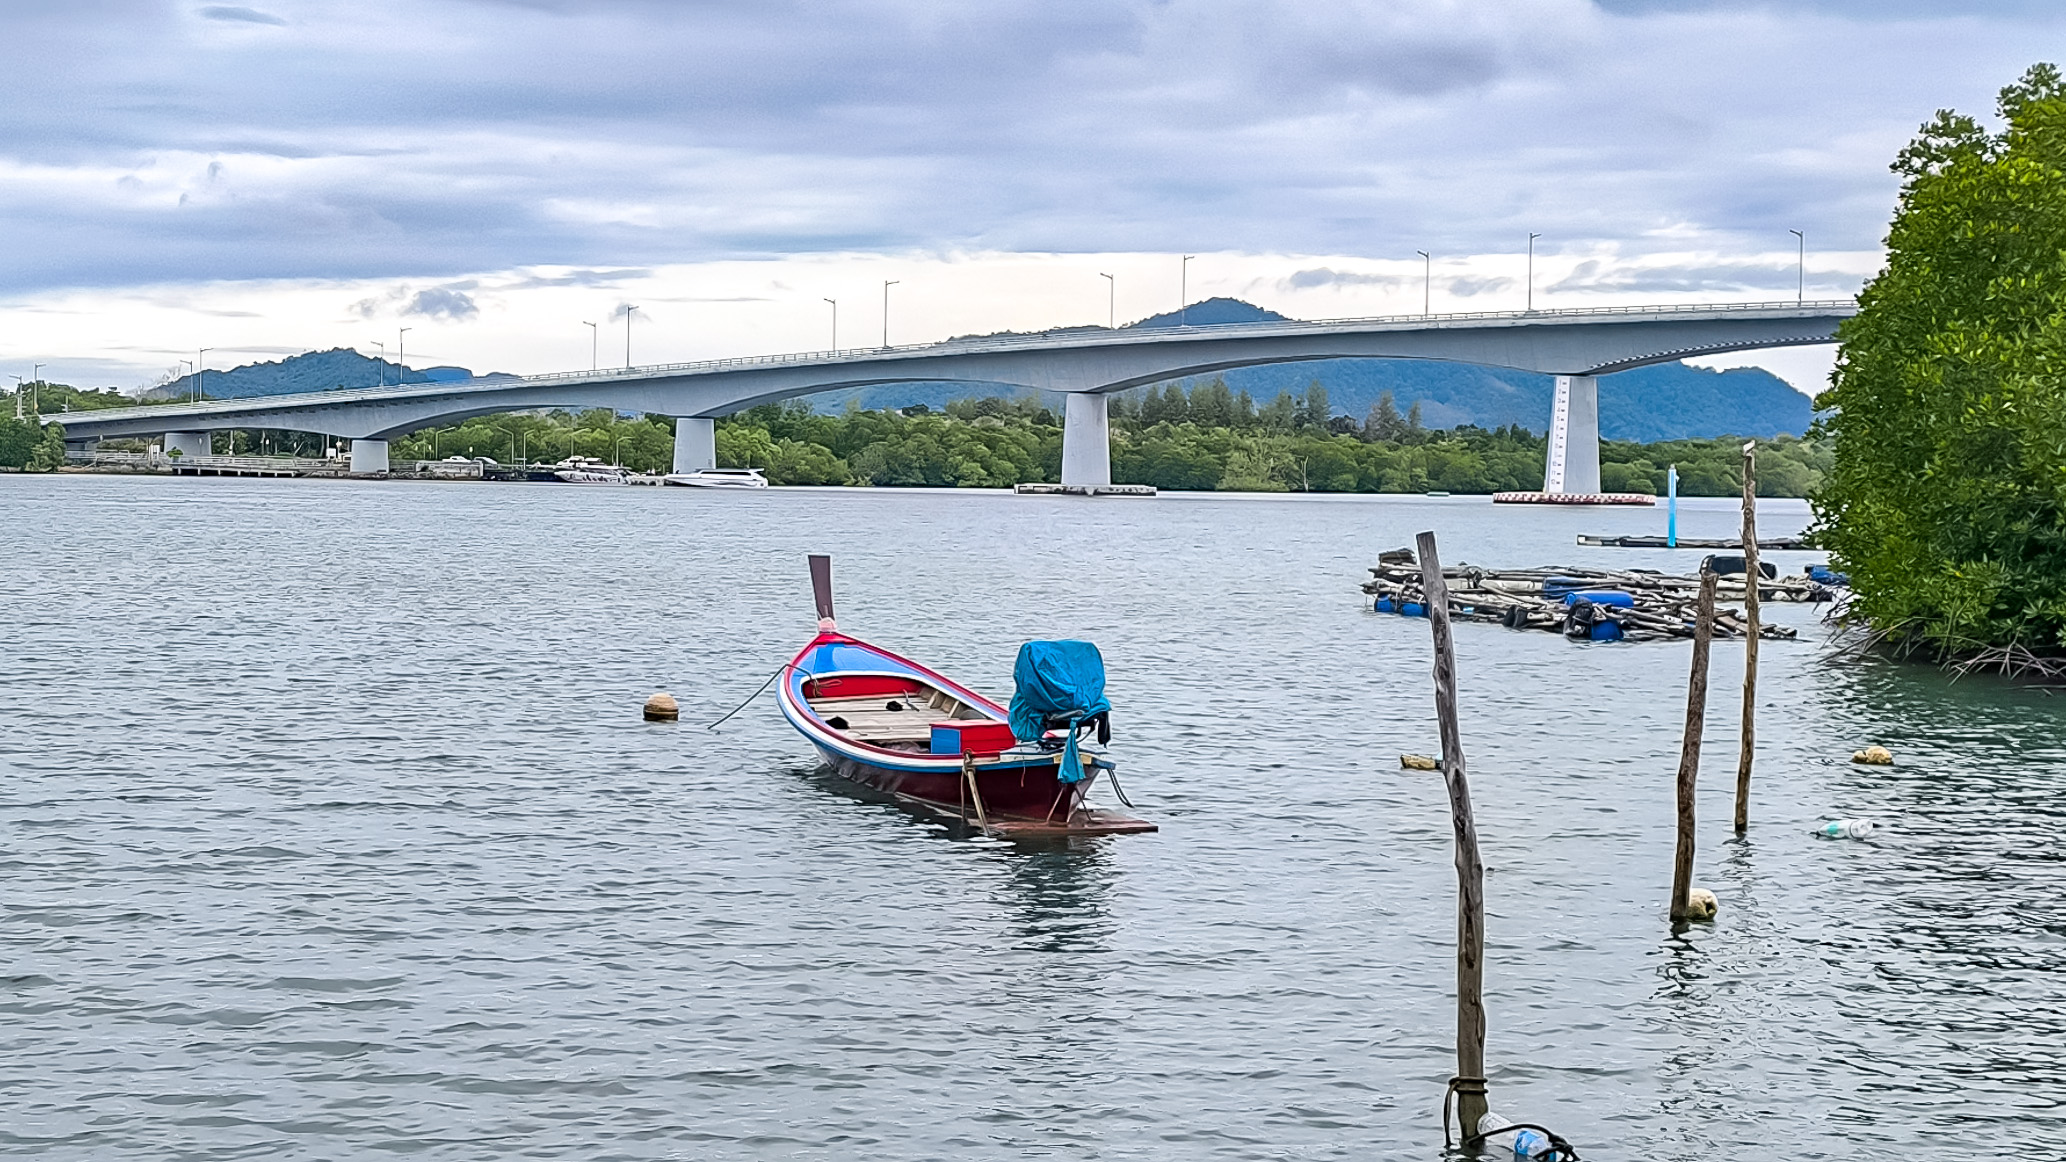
(350, 438), (390, 475)
(164, 431), (211, 460)
(1059, 393), (1111, 488)
(674, 417), (716, 474)
(1542, 375), (1601, 495)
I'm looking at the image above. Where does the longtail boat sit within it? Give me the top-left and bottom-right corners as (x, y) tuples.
(775, 555), (1155, 837)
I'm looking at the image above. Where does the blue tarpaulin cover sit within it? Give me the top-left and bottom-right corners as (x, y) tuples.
(1008, 640), (1111, 784)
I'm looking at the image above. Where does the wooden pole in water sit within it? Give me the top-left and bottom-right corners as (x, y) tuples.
(1734, 442), (1759, 833)
(1671, 570), (1718, 922)
(1416, 530), (1488, 1134)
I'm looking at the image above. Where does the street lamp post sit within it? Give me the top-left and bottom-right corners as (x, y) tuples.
(8, 374), (22, 421)
(1180, 255), (1195, 326)
(1416, 251), (1430, 317)
(398, 327), (412, 380)
(32, 363), (43, 414)
(1100, 272), (1115, 329)
(584, 321), (597, 371)
(372, 341), (384, 388)
(195, 350), (210, 404)
(882, 281), (898, 349)
(1526, 233), (1542, 312)
(824, 298), (838, 352)
(624, 306), (638, 369)
(1789, 230), (1805, 305)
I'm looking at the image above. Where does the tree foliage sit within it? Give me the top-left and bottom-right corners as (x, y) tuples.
(1811, 63), (2066, 656)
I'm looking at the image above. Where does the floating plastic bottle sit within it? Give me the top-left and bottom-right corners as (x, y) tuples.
(1477, 1111), (1554, 1158)
(1816, 819), (1875, 840)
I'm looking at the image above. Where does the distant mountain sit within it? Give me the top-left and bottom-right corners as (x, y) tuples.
(1126, 296), (1289, 329)
(804, 298), (1816, 440)
(148, 349), (479, 400)
(167, 306), (1816, 442)
(1176, 358), (1814, 441)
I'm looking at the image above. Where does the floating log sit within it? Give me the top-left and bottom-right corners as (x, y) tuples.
(1361, 554), (1828, 643)
(1577, 534), (1808, 550)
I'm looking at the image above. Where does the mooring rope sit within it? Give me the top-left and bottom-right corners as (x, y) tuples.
(1440, 1075), (1581, 1160)
(702, 664), (797, 730)
(1441, 1076), (1487, 1150)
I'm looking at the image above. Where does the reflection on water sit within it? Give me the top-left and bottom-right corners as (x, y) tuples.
(3, 477), (2063, 1159)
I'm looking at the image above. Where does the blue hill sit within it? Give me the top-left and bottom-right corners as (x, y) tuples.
(150, 349), (479, 400)
(804, 298), (1816, 440)
(169, 304), (1817, 441)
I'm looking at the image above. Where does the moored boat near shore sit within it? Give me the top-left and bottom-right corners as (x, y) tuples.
(776, 556), (1154, 837)
(663, 467), (769, 489)
(551, 455), (627, 484)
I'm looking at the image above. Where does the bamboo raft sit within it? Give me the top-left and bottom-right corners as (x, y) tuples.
(1362, 549), (1835, 642)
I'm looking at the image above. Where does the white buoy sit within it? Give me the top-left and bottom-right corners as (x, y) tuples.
(643, 692), (679, 722)
(1684, 887), (1718, 921)
(1851, 745), (1893, 765)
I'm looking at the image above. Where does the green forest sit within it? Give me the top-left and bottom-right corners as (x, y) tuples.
(8, 376), (1829, 494)
(377, 379), (1826, 495)
(1812, 63), (2066, 660)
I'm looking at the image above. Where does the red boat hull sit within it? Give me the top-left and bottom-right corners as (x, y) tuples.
(779, 631), (1154, 836)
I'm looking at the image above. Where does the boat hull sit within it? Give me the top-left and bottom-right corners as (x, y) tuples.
(779, 631), (1154, 836)
(812, 743), (1154, 836)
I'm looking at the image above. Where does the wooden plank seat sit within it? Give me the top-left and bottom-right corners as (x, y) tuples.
(808, 694), (952, 743)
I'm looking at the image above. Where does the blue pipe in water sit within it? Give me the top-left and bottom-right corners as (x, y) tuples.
(1666, 464), (1678, 548)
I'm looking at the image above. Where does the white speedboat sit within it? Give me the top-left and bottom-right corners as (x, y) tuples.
(553, 456), (628, 484)
(663, 467), (770, 489)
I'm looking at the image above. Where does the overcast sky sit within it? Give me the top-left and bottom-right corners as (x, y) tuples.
(2, 1), (2057, 392)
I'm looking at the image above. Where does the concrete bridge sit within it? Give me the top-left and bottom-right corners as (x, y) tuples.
(49, 300), (1853, 491)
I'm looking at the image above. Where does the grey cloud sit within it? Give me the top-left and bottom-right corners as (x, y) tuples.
(1446, 276), (1516, 298)
(503, 268), (652, 289)
(406, 287), (480, 320)
(0, 1), (2057, 293)
(199, 6), (287, 25)
(1547, 260), (1857, 295)
(1283, 268), (1404, 290)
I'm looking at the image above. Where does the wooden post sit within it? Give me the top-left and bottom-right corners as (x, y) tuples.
(1416, 531), (1488, 1135)
(1734, 441), (1759, 832)
(1671, 570), (1718, 922)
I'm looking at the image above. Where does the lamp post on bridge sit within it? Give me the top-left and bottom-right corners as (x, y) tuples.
(1180, 255), (1194, 326)
(824, 298), (838, 352)
(1416, 251), (1430, 317)
(584, 320), (597, 371)
(881, 281), (899, 349)
(1789, 230), (1805, 305)
(1100, 272), (1115, 329)
(398, 327), (412, 380)
(624, 306), (638, 369)
(31, 363), (43, 415)
(372, 341), (384, 388)
(1527, 233), (1541, 312)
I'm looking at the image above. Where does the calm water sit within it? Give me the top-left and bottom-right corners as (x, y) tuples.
(3, 475), (2062, 1160)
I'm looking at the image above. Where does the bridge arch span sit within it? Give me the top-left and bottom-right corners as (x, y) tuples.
(46, 301), (1852, 487)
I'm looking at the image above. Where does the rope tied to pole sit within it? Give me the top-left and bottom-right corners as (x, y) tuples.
(1441, 1076), (1487, 1149)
